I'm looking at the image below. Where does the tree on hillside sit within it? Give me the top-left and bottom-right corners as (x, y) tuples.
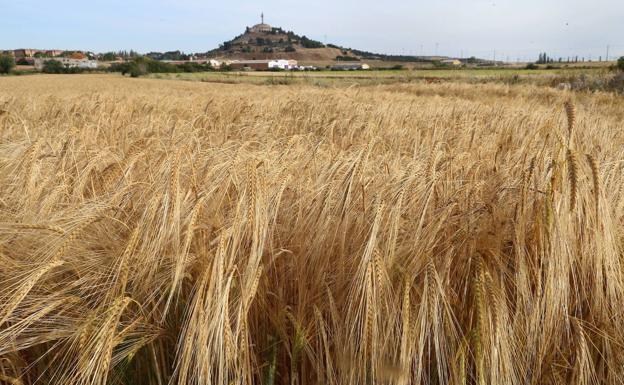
(300, 36), (324, 49)
(0, 54), (15, 74)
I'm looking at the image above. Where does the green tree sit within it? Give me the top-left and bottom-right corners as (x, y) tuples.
(618, 57), (624, 71)
(101, 52), (117, 61)
(42, 60), (65, 74)
(0, 54), (15, 74)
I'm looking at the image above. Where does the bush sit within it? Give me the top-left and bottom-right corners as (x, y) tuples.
(335, 55), (359, 62)
(617, 57), (624, 71)
(128, 61), (148, 78)
(525, 63), (539, 70)
(0, 54), (15, 74)
(285, 46), (296, 52)
(42, 60), (65, 74)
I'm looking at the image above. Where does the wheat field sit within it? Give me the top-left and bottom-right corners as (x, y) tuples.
(1, 74), (624, 385)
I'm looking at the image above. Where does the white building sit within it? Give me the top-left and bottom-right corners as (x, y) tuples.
(268, 59), (298, 70)
(34, 57), (98, 70)
(208, 59), (223, 68)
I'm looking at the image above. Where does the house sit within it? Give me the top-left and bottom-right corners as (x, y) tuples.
(14, 49), (41, 59)
(331, 63), (370, 70)
(13, 49), (65, 59)
(34, 57), (98, 70)
(45, 50), (64, 57)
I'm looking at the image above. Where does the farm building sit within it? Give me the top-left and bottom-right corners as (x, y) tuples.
(331, 63), (371, 70)
(441, 59), (462, 66)
(229, 59), (298, 71)
(269, 59), (298, 70)
(34, 57), (98, 70)
(208, 59), (223, 68)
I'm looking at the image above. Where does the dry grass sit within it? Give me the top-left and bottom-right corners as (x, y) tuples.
(1, 74), (624, 384)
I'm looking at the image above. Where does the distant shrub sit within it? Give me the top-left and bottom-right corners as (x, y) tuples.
(0, 54), (15, 74)
(525, 63), (539, 70)
(285, 46), (296, 52)
(617, 57), (624, 71)
(335, 55), (359, 61)
(129, 62), (148, 78)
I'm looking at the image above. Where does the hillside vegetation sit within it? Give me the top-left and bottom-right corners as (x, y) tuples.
(1, 75), (624, 385)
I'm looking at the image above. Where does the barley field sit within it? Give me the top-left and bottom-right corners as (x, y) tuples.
(1, 74), (624, 385)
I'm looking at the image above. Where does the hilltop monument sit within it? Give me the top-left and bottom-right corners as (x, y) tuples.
(249, 12), (272, 33)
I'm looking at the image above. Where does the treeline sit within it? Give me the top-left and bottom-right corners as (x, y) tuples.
(536, 52), (616, 64)
(326, 44), (431, 62)
(145, 50), (191, 61)
(109, 57), (227, 77)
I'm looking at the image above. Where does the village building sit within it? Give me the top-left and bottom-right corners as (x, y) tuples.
(14, 49), (40, 58)
(12, 49), (65, 59)
(34, 57), (98, 71)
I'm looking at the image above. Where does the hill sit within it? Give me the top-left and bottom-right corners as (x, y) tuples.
(205, 23), (440, 66)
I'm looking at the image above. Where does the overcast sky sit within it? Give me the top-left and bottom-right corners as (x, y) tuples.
(2, 0), (622, 61)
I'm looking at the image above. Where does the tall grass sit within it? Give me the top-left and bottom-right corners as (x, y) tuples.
(1, 75), (624, 384)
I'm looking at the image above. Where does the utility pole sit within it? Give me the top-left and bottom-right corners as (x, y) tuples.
(606, 45), (610, 61)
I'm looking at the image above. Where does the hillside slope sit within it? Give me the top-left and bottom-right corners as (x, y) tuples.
(205, 26), (434, 65)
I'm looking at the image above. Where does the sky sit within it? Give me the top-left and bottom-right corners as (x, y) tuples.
(1, 0), (623, 62)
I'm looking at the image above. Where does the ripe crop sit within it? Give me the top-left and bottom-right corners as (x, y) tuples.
(1, 75), (624, 385)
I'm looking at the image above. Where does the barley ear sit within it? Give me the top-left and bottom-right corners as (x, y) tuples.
(586, 154), (600, 217)
(564, 100), (576, 144)
(566, 149), (578, 212)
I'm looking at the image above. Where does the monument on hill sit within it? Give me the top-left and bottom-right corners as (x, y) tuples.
(249, 12), (272, 33)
